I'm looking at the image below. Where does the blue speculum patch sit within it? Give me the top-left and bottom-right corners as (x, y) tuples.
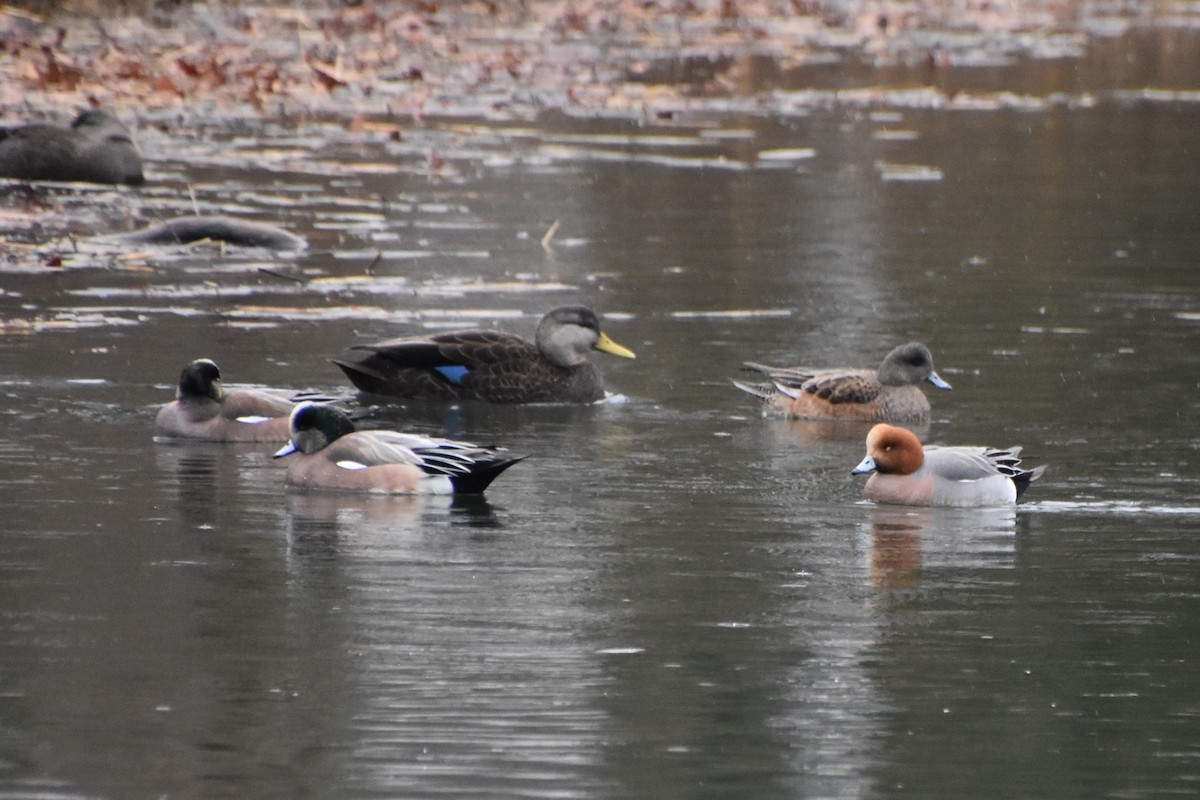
(434, 365), (469, 384)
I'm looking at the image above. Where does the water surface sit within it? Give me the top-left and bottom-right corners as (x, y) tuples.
(2, 48), (1199, 800)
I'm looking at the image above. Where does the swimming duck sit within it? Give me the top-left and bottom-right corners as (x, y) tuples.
(273, 402), (524, 494)
(732, 342), (951, 422)
(0, 109), (144, 186)
(852, 423), (1046, 507)
(117, 215), (305, 250)
(154, 358), (298, 442)
(332, 305), (636, 403)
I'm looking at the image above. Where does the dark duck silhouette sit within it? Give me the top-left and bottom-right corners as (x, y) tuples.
(0, 109), (144, 186)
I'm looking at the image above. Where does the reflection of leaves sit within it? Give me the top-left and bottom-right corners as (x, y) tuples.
(309, 60), (349, 92)
(33, 44), (84, 89)
(0, 1), (1172, 122)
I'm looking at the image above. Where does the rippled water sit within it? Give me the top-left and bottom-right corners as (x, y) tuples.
(3, 48), (1200, 799)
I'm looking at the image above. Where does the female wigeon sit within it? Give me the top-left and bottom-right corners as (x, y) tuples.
(851, 423), (1046, 507)
(154, 358), (297, 443)
(732, 342), (951, 422)
(273, 402), (524, 494)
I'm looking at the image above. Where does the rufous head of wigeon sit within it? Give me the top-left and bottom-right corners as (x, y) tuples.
(852, 424), (925, 476)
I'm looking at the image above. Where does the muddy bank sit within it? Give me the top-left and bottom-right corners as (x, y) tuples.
(1, 1), (1198, 127)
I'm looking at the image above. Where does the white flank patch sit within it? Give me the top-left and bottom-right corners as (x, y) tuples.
(427, 475), (455, 495)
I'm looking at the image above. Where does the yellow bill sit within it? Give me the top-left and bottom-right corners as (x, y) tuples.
(594, 331), (636, 359)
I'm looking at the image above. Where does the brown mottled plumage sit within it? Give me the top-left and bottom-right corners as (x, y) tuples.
(731, 342), (952, 422)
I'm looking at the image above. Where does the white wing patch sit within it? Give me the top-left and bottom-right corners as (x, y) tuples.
(336, 460), (369, 471)
(773, 380), (800, 399)
(236, 415), (271, 424)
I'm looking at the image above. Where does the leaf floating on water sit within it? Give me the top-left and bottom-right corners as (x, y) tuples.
(756, 148), (816, 162)
(541, 219), (560, 252)
(0, 312), (142, 333)
(670, 309), (794, 319)
(225, 305), (409, 322)
(413, 280), (576, 298)
(1020, 326), (1092, 335)
(876, 162), (944, 182)
(69, 284), (300, 300)
(697, 129), (757, 141)
(309, 60), (350, 92)
(539, 145), (747, 171)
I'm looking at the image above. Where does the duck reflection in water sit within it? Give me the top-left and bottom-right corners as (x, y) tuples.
(154, 444), (222, 530)
(283, 493), (504, 564)
(863, 506), (1018, 592)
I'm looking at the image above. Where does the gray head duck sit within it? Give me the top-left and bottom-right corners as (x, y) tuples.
(732, 342), (951, 422)
(332, 305), (636, 404)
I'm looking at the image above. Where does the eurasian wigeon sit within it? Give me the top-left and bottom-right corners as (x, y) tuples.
(852, 423), (1046, 507)
(732, 342), (951, 422)
(0, 109), (144, 186)
(154, 358), (299, 443)
(273, 402), (524, 494)
(332, 305), (635, 403)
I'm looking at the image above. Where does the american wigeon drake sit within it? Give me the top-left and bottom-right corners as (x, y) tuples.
(852, 423), (1046, 507)
(0, 109), (144, 186)
(273, 402), (524, 494)
(154, 358), (298, 443)
(332, 305), (636, 404)
(732, 342), (951, 422)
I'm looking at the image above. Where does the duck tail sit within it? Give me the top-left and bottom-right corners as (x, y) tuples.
(450, 455), (527, 495)
(729, 378), (774, 400)
(1012, 465), (1047, 499)
(331, 358), (393, 395)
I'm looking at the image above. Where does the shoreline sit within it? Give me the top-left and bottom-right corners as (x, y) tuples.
(2, 2), (1198, 125)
